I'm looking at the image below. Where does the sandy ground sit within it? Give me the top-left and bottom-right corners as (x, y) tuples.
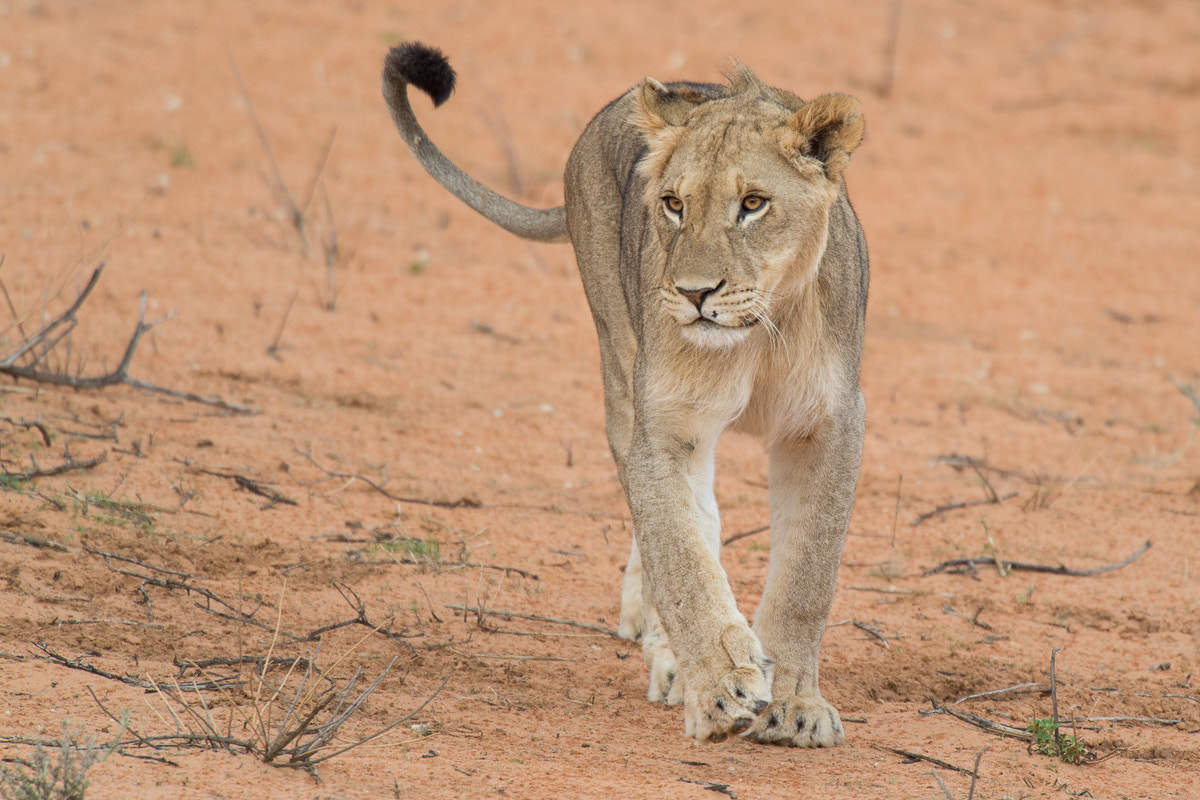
(2, 1), (1199, 798)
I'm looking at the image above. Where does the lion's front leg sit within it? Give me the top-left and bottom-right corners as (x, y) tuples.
(626, 420), (771, 742)
(745, 398), (864, 748)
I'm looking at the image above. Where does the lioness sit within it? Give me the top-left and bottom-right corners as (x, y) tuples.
(383, 43), (867, 747)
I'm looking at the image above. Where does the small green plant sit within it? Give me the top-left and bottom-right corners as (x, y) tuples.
(168, 141), (194, 168)
(0, 722), (121, 800)
(1027, 717), (1092, 764)
(377, 535), (441, 564)
(69, 492), (157, 535)
(0, 474), (28, 492)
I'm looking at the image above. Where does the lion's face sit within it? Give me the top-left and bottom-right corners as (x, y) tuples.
(635, 75), (863, 349)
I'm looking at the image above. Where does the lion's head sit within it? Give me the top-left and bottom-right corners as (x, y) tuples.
(634, 68), (864, 349)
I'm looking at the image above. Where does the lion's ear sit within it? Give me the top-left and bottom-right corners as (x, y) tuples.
(634, 77), (700, 133)
(785, 93), (864, 182)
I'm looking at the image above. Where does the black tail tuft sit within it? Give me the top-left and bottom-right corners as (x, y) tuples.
(384, 42), (457, 107)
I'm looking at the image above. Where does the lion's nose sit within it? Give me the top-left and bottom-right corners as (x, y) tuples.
(676, 281), (722, 311)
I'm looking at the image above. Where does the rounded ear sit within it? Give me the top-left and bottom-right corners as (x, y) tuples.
(634, 77), (703, 133)
(786, 93), (864, 181)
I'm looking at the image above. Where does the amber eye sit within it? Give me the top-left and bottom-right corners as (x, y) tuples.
(741, 195), (767, 214)
(663, 195), (684, 216)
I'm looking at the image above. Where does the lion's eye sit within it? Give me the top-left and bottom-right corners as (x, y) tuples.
(663, 195), (684, 216)
(741, 195), (767, 214)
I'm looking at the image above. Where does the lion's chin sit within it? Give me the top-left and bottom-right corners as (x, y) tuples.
(678, 318), (756, 349)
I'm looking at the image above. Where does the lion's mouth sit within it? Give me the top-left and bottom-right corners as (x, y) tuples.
(688, 316), (760, 331)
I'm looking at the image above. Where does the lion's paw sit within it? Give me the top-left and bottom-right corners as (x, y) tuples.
(618, 554), (644, 642)
(683, 663), (772, 742)
(643, 636), (684, 705)
(742, 694), (845, 748)
(618, 595), (643, 642)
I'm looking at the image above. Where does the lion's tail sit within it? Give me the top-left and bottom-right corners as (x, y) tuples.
(382, 43), (569, 244)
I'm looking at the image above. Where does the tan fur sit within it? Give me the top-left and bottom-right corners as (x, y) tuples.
(384, 47), (869, 746)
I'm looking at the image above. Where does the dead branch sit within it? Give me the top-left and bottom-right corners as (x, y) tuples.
(31, 642), (156, 690)
(81, 545), (206, 580)
(0, 532), (70, 551)
(722, 524), (769, 546)
(966, 748), (987, 800)
(0, 264), (259, 414)
(0, 414), (53, 446)
(676, 778), (736, 798)
(123, 377), (260, 415)
(297, 582), (419, 649)
(853, 619), (890, 648)
(870, 743), (977, 777)
(934, 453), (1040, 484)
(956, 683), (1045, 704)
(911, 492), (1018, 527)
(943, 605), (995, 631)
(2, 448), (107, 481)
(175, 459), (298, 509)
(288, 445), (479, 509)
(927, 697), (1033, 742)
(370, 556), (538, 581)
(923, 540), (1151, 578)
(444, 604), (621, 639)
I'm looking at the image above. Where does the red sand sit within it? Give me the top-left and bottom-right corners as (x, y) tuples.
(2, 2), (1198, 798)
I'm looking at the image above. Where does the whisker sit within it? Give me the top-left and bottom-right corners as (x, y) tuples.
(752, 299), (789, 361)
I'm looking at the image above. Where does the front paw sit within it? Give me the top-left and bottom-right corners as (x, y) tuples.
(743, 694), (845, 747)
(684, 663), (772, 742)
(683, 626), (772, 742)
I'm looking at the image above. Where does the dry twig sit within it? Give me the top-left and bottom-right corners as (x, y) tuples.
(911, 492), (1018, 527)
(923, 541), (1151, 578)
(444, 604), (620, 639)
(0, 263), (258, 414)
(870, 743), (977, 777)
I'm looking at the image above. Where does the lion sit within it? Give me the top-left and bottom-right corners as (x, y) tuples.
(382, 42), (867, 747)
